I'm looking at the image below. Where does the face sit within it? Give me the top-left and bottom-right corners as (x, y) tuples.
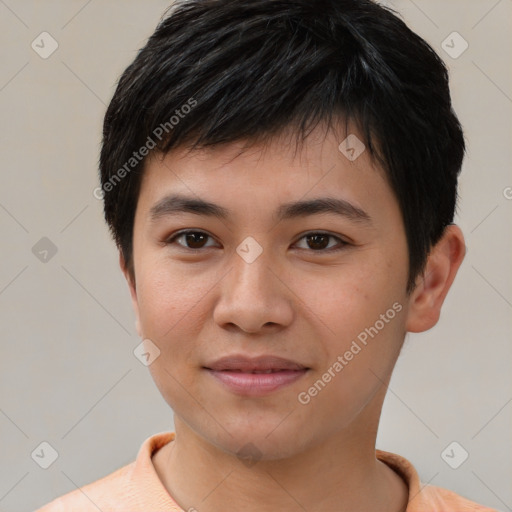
(125, 124), (414, 459)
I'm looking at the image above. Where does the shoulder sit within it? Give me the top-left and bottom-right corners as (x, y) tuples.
(418, 484), (501, 512)
(376, 449), (500, 512)
(35, 462), (136, 512)
(34, 432), (177, 512)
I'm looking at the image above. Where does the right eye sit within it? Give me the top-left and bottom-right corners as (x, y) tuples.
(165, 230), (218, 250)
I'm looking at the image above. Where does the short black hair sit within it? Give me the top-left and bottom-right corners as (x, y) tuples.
(99, 0), (465, 293)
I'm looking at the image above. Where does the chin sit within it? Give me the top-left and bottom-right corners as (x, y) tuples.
(196, 420), (314, 462)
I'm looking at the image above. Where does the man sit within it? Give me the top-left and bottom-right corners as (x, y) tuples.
(37, 0), (498, 510)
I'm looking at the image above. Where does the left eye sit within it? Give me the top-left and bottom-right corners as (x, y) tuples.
(166, 230), (347, 252)
(294, 232), (347, 252)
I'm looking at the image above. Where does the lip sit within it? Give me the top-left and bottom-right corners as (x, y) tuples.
(203, 355), (309, 397)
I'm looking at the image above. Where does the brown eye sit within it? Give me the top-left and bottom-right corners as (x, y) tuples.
(166, 230), (216, 250)
(306, 234), (330, 250)
(165, 230), (347, 253)
(295, 232), (347, 252)
(184, 232), (208, 249)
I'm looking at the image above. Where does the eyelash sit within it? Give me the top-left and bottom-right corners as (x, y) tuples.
(165, 230), (349, 253)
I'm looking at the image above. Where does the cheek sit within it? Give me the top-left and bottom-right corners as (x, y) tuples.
(135, 266), (209, 405)
(295, 303), (406, 434)
(295, 263), (388, 339)
(295, 261), (407, 381)
(135, 263), (208, 339)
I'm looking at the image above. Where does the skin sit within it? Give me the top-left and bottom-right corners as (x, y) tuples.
(121, 122), (465, 512)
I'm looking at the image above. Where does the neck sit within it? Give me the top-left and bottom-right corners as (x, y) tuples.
(153, 398), (408, 512)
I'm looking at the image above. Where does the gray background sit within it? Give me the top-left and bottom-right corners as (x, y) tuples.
(0, 1), (510, 511)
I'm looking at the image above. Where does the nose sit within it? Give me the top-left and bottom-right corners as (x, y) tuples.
(213, 246), (294, 334)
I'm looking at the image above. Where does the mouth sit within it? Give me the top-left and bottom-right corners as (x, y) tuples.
(203, 355), (309, 396)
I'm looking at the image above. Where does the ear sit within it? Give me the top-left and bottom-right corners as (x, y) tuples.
(119, 251), (142, 338)
(405, 224), (466, 333)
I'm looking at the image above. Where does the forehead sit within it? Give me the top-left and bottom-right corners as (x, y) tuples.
(135, 123), (398, 228)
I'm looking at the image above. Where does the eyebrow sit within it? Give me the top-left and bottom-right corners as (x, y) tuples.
(149, 193), (372, 225)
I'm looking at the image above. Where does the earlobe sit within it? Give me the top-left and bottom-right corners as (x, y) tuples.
(119, 251), (143, 338)
(405, 224), (466, 333)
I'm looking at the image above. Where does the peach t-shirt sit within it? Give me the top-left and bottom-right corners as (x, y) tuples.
(36, 431), (499, 511)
